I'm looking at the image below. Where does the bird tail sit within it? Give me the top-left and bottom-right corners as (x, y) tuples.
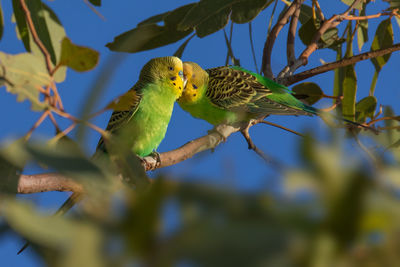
(304, 105), (374, 131)
(17, 192), (83, 255)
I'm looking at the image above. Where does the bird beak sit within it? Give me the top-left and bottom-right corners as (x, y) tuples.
(183, 75), (188, 88)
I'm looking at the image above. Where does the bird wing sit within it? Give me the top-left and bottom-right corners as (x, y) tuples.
(96, 87), (142, 151)
(205, 66), (271, 110)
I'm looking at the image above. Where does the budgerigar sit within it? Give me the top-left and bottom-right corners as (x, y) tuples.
(18, 56), (185, 254)
(178, 62), (363, 127)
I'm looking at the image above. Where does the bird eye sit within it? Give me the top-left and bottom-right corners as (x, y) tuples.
(178, 70), (183, 77)
(193, 84), (198, 89)
(169, 66), (174, 71)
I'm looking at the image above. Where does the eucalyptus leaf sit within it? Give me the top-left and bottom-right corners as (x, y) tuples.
(196, 7), (231, 38)
(342, 65), (357, 121)
(371, 18), (393, 72)
(231, 0), (272, 24)
(0, 2), (4, 40)
(292, 82), (324, 105)
(178, 0), (239, 31)
(89, 0), (101, 6)
(59, 37), (99, 72)
(0, 52), (51, 111)
(355, 96), (377, 123)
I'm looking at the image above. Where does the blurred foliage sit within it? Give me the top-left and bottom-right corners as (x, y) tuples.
(1, 0), (400, 266)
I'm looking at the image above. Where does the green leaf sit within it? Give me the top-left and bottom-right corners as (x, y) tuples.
(25, 140), (106, 182)
(59, 37), (99, 72)
(341, 0), (363, 10)
(299, 4), (313, 24)
(12, 0), (31, 51)
(106, 24), (193, 53)
(138, 11), (171, 26)
(88, 0), (101, 6)
(2, 199), (103, 267)
(298, 18), (317, 46)
(292, 82), (324, 105)
(356, 4), (368, 52)
(342, 65), (357, 121)
(0, 52), (51, 111)
(333, 46), (344, 102)
(355, 96), (377, 123)
(0, 155), (21, 194)
(107, 4), (195, 53)
(173, 34), (195, 58)
(370, 18), (393, 72)
(178, 0), (239, 31)
(231, 0), (272, 24)
(388, 0), (400, 9)
(196, 7), (231, 38)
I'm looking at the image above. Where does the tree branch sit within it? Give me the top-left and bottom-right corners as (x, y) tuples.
(281, 43), (400, 85)
(277, 0), (363, 79)
(261, 0), (305, 78)
(18, 173), (83, 194)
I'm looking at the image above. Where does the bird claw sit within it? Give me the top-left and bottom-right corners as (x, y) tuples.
(208, 124), (230, 142)
(150, 151), (161, 169)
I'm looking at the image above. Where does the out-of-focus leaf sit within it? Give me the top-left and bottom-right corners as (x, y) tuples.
(231, 0), (272, 24)
(59, 37), (99, 72)
(341, 0), (363, 10)
(387, 0), (400, 8)
(355, 96), (377, 123)
(2, 199), (103, 267)
(107, 4), (195, 53)
(105, 139), (149, 190)
(357, 4), (368, 52)
(178, 0), (239, 31)
(173, 33), (195, 58)
(371, 18), (393, 73)
(196, 7), (231, 38)
(12, 0), (31, 52)
(342, 65), (357, 121)
(0, 52), (51, 111)
(0, 155), (21, 194)
(25, 140), (106, 182)
(0, 2), (4, 40)
(396, 16), (400, 30)
(89, 0), (101, 6)
(292, 82), (324, 105)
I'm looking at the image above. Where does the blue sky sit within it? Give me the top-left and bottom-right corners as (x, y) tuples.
(1, 0), (400, 265)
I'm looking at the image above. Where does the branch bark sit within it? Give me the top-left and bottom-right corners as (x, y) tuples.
(282, 43), (400, 86)
(277, 0), (363, 79)
(18, 173), (83, 194)
(261, 0), (305, 78)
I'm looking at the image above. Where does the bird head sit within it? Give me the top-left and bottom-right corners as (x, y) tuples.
(140, 56), (185, 99)
(178, 61), (209, 104)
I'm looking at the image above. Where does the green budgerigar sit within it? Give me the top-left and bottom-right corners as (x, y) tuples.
(96, 56), (185, 157)
(178, 62), (362, 127)
(18, 56), (186, 254)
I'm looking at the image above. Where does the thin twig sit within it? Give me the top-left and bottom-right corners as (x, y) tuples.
(48, 123), (77, 145)
(249, 22), (259, 73)
(281, 43), (400, 85)
(24, 110), (50, 141)
(258, 120), (305, 137)
(277, 0), (364, 79)
(83, 0), (106, 21)
(287, 5), (301, 65)
(17, 173), (83, 194)
(19, 0), (53, 74)
(261, 0), (305, 78)
(313, 0), (325, 21)
(48, 111), (62, 133)
(367, 116), (400, 126)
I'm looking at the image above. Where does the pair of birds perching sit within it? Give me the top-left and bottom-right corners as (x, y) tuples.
(18, 56), (366, 254)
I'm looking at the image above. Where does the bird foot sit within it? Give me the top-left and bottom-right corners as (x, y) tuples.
(150, 151), (161, 169)
(208, 124), (232, 142)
